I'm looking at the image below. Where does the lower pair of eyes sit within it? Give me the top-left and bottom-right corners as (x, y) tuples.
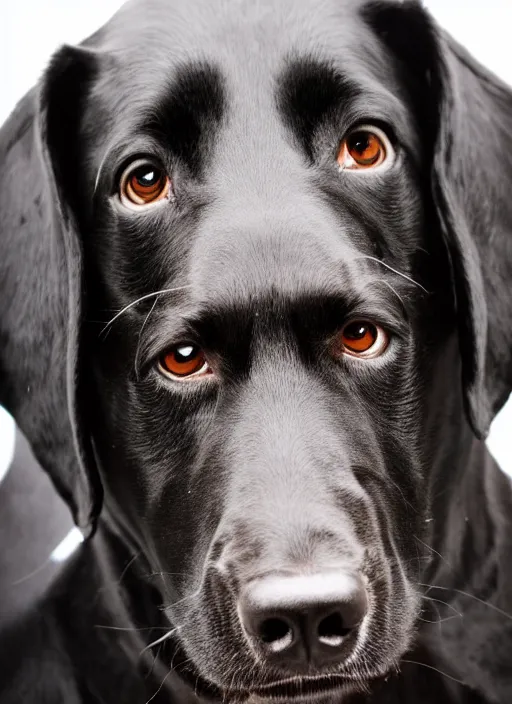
(158, 321), (389, 381)
(118, 125), (392, 210)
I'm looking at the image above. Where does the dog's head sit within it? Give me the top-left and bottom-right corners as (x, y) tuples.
(2, 0), (512, 700)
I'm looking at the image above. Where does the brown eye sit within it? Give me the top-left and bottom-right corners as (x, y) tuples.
(158, 344), (210, 380)
(339, 320), (389, 358)
(120, 160), (170, 208)
(337, 125), (392, 171)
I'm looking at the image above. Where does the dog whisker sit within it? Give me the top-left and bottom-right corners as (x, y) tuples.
(94, 625), (171, 632)
(145, 643), (162, 681)
(99, 286), (191, 339)
(380, 280), (407, 310)
(413, 535), (453, 569)
(418, 614), (460, 624)
(160, 583), (204, 614)
(140, 625), (183, 655)
(144, 571), (194, 578)
(145, 666), (175, 704)
(135, 295), (160, 379)
(401, 659), (468, 687)
(95, 551), (142, 598)
(418, 583), (512, 621)
(355, 255), (429, 293)
(118, 551), (141, 583)
(420, 594), (463, 618)
(385, 476), (418, 515)
(11, 557), (53, 586)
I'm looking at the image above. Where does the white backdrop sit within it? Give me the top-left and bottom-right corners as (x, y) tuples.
(1, 0), (511, 479)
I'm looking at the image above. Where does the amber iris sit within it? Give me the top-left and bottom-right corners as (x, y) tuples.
(341, 321), (378, 353)
(123, 163), (169, 205)
(338, 130), (386, 170)
(160, 344), (208, 378)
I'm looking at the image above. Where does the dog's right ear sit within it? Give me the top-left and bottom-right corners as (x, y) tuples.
(0, 46), (103, 537)
(364, 0), (512, 439)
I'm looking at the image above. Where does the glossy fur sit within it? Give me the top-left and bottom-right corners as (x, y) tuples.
(1, 0), (512, 702)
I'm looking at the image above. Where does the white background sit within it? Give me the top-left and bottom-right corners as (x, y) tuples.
(1, 0), (511, 478)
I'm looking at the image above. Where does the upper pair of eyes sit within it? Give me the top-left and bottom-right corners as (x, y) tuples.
(159, 321), (389, 382)
(118, 125), (393, 209)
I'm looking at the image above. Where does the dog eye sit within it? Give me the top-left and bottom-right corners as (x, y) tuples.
(339, 320), (389, 358)
(337, 126), (392, 171)
(119, 159), (171, 209)
(158, 344), (211, 380)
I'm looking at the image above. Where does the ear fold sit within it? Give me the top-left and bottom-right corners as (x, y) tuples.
(0, 46), (103, 536)
(364, 0), (512, 439)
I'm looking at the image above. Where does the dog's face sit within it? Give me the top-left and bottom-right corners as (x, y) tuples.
(3, 0), (512, 701)
(78, 1), (454, 698)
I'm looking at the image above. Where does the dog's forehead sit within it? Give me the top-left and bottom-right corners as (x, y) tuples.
(85, 0), (416, 197)
(85, 0), (421, 311)
(89, 0), (397, 108)
(99, 0), (368, 55)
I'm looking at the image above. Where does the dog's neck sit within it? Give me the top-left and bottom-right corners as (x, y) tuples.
(80, 517), (201, 703)
(415, 433), (512, 702)
(428, 429), (511, 593)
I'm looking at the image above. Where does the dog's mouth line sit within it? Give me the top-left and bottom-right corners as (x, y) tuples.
(249, 673), (361, 688)
(161, 634), (376, 701)
(225, 670), (384, 701)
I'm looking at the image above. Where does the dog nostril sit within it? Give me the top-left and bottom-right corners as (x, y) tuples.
(317, 611), (352, 647)
(259, 618), (294, 652)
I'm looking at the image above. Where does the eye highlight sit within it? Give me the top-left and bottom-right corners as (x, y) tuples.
(119, 159), (171, 209)
(158, 344), (211, 380)
(337, 320), (389, 359)
(337, 125), (393, 171)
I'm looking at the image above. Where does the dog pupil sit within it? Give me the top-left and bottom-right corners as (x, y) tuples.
(136, 168), (158, 186)
(350, 133), (370, 154)
(176, 345), (195, 362)
(346, 324), (368, 339)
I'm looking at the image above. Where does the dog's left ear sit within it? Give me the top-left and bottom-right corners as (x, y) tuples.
(0, 46), (103, 536)
(364, 0), (512, 439)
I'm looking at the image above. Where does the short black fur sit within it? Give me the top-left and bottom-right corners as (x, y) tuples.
(1, 1), (512, 702)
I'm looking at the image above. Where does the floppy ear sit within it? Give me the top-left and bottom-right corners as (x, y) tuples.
(0, 46), (103, 536)
(364, 0), (512, 439)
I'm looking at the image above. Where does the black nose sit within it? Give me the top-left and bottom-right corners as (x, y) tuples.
(238, 571), (368, 669)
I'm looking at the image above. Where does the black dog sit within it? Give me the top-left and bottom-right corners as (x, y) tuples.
(1, 0), (512, 701)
